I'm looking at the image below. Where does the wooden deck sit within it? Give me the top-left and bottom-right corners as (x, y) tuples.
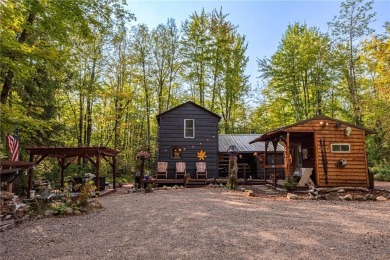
(142, 178), (265, 187)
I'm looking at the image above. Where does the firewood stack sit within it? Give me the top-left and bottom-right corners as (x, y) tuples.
(0, 191), (30, 232)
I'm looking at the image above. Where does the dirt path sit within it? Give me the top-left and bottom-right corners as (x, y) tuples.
(1, 187), (390, 260)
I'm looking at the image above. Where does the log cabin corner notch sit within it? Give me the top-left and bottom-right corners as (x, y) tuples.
(250, 114), (376, 188)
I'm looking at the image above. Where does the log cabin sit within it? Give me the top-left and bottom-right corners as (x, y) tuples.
(250, 114), (376, 188)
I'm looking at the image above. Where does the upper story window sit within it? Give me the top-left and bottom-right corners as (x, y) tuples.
(331, 143), (350, 153)
(184, 119), (195, 138)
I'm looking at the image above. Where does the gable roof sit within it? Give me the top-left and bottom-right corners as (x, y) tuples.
(250, 114), (376, 144)
(219, 134), (284, 153)
(156, 101), (221, 122)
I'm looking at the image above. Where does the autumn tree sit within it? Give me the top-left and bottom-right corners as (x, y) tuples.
(328, 0), (376, 125)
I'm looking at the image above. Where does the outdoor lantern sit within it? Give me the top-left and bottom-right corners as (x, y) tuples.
(227, 145), (238, 156)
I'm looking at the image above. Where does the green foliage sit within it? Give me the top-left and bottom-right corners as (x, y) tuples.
(284, 176), (297, 192)
(371, 165), (390, 181)
(77, 181), (97, 207)
(257, 22), (334, 127)
(50, 201), (68, 215)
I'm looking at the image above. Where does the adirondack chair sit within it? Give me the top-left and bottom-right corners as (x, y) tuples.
(196, 162), (207, 179)
(175, 162), (187, 179)
(156, 162), (168, 179)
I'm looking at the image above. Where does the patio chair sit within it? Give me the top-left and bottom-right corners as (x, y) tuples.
(175, 162), (187, 179)
(196, 162), (207, 179)
(157, 162), (168, 179)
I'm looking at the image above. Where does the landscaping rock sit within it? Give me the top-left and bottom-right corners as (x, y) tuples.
(287, 193), (298, 200)
(90, 199), (103, 209)
(340, 194), (353, 201)
(365, 194), (376, 201)
(376, 196), (388, 201)
(44, 210), (54, 216)
(73, 209), (82, 215)
(65, 208), (74, 215)
(354, 195), (366, 201)
(325, 192), (340, 201)
(337, 189), (346, 193)
(246, 190), (255, 197)
(316, 195), (326, 200)
(237, 186), (246, 192)
(308, 188), (318, 197)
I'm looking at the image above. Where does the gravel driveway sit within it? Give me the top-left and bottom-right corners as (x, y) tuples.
(1, 187), (390, 260)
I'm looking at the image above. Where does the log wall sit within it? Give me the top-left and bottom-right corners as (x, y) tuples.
(287, 119), (369, 187)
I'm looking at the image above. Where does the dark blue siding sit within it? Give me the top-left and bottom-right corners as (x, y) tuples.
(157, 102), (220, 178)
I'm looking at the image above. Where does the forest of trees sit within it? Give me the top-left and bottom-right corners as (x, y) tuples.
(1, 0), (389, 180)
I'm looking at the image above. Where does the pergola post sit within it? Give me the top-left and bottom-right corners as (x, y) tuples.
(60, 158), (65, 189)
(96, 152), (100, 195)
(112, 156), (117, 191)
(27, 153), (34, 198)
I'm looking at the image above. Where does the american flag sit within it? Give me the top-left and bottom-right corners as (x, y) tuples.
(7, 132), (19, 161)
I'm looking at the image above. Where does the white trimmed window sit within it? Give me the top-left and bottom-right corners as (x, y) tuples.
(331, 143), (350, 153)
(184, 119), (195, 138)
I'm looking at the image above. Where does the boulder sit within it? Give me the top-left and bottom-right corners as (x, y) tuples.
(365, 194), (376, 201)
(66, 208), (74, 215)
(237, 186), (246, 192)
(246, 190), (255, 197)
(308, 188), (318, 196)
(376, 196), (388, 201)
(316, 195), (327, 200)
(354, 195), (366, 201)
(287, 193), (298, 200)
(325, 192), (340, 201)
(73, 209), (82, 215)
(90, 199), (103, 209)
(340, 194), (353, 201)
(44, 210), (54, 216)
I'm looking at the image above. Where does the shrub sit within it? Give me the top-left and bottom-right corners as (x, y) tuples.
(284, 176), (297, 192)
(371, 165), (390, 181)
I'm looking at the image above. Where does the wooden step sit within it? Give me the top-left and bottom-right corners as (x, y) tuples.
(186, 179), (207, 188)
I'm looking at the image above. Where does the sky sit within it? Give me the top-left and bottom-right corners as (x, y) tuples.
(126, 0), (390, 89)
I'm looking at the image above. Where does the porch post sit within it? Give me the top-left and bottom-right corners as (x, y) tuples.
(272, 140), (278, 187)
(286, 132), (290, 177)
(264, 141), (269, 182)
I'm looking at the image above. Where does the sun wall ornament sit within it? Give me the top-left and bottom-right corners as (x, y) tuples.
(197, 150), (207, 161)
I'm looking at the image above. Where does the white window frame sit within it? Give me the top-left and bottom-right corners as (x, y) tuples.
(184, 119), (195, 138)
(331, 143), (350, 153)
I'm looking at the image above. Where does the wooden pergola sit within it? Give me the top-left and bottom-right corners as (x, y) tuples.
(25, 147), (120, 197)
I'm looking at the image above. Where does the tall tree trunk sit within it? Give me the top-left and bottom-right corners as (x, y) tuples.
(1, 12), (35, 104)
